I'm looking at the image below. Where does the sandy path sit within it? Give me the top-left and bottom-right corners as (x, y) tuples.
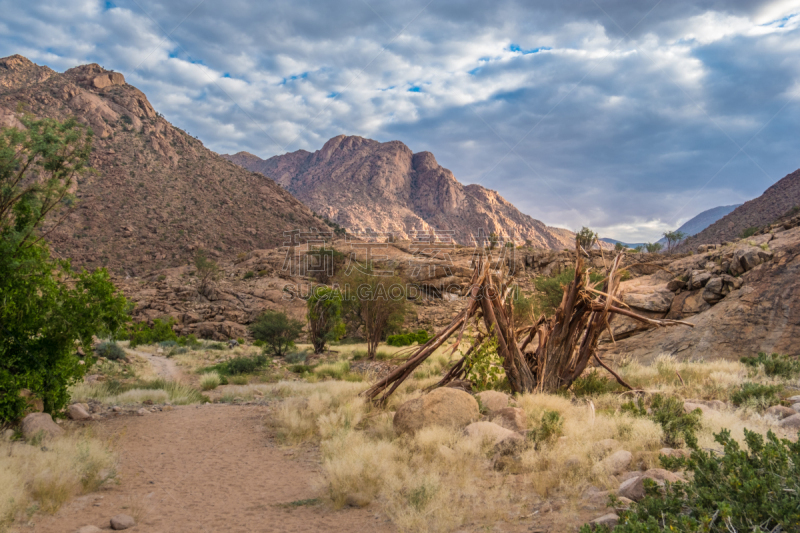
(28, 405), (394, 533)
(128, 349), (182, 381)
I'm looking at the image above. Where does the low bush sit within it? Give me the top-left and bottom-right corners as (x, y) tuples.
(205, 342), (228, 351)
(730, 382), (782, 409)
(229, 375), (249, 385)
(571, 370), (622, 396)
(290, 364), (313, 374)
(126, 318), (178, 348)
(585, 429), (800, 533)
(176, 334), (202, 349)
(387, 329), (430, 347)
(313, 361), (350, 380)
(200, 372), (221, 391)
(94, 341), (127, 361)
(286, 350), (310, 364)
(739, 226), (760, 239)
(622, 394), (701, 447)
(740, 351), (800, 379)
(527, 410), (564, 449)
(243, 271), (255, 280)
(202, 354), (271, 376)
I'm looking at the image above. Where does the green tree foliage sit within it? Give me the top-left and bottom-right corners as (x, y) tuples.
(387, 329), (430, 347)
(584, 429), (800, 533)
(740, 351), (800, 379)
(730, 382), (782, 410)
(531, 269), (604, 317)
(95, 341), (127, 362)
(614, 242), (625, 252)
(0, 116), (128, 422)
(125, 318), (178, 348)
(645, 242), (663, 253)
(464, 336), (506, 391)
(662, 230), (687, 253)
(740, 226), (760, 239)
(306, 286), (345, 353)
(193, 248), (220, 296)
(249, 310), (304, 357)
(576, 226), (597, 249)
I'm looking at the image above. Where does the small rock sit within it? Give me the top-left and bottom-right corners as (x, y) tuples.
(593, 450), (632, 476)
(659, 447), (690, 459)
(21, 413), (64, 440)
(345, 493), (372, 508)
(617, 476), (646, 501)
(791, 403), (800, 413)
(110, 514), (135, 530)
(765, 405), (797, 420)
(618, 471), (642, 482)
(683, 402), (709, 415)
(76, 526), (102, 533)
(136, 408), (149, 416)
(464, 421), (521, 444)
(642, 468), (681, 483)
(778, 414), (800, 430)
(786, 395), (800, 403)
(474, 390), (511, 412)
(68, 403), (92, 421)
(490, 407), (527, 432)
(112, 406), (121, 412)
(614, 496), (634, 511)
(589, 513), (619, 529)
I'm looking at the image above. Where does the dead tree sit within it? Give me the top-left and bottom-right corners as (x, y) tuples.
(364, 245), (692, 404)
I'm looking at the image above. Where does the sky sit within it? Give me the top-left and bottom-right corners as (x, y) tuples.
(1, 0), (799, 242)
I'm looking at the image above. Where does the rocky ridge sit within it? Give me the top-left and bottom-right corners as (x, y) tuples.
(0, 55), (328, 274)
(224, 135), (575, 248)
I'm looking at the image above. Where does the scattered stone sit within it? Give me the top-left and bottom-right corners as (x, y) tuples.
(617, 476), (646, 501)
(110, 514), (135, 530)
(490, 407), (527, 432)
(136, 408), (149, 416)
(778, 414), (800, 430)
(765, 405), (797, 420)
(593, 450), (632, 476)
(642, 468), (681, 483)
(787, 395), (800, 403)
(659, 447), (690, 459)
(475, 390), (510, 412)
(666, 278), (685, 292)
(112, 406), (121, 412)
(589, 513), (619, 529)
(345, 493), (371, 508)
(68, 403), (92, 421)
(791, 403), (800, 412)
(689, 270), (712, 289)
(76, 526), (102, 533)
(21, 413), (64, 440)
(683, 402), (709, 415)
(394, 388), (479, 435)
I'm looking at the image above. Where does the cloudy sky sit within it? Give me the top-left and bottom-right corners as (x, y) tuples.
(2, 0), (799, 241)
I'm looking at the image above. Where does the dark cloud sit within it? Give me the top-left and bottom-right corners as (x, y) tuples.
(0, 0), (798, 241)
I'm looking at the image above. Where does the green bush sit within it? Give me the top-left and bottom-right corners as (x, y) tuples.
(243, 271), (255, 280)
(571, 370), (622, 397)
(127, 318), (178, 348)
(249, 310), (304, 358)
(95, 341), (128, 361)
(289, 364), (313, 374)
(252, 339), (265, 348)
(203, 354), (270, 376)
(532, 269), (605, 317)
(527, 410), (564, 449)
(176, 334), (202, 349)
(622, 394), (702, 447)
(740, 226), (760, 239)
(285, 350), (309, 364)
(584, 429), (800, 533)
(387, 329), (430, 347)
(306, 286), (345, 353)
(740, 352), (800, 379)
(730, 382), (782, 410)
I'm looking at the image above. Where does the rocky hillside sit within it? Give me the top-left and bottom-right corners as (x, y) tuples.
(0, 55), (328, 274)
(224, 135), (574, 248)
(657, 204), (740, 245)
(678, 168), (800, 249)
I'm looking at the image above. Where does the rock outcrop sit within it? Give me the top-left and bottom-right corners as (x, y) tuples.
(224, 136), (575, 248)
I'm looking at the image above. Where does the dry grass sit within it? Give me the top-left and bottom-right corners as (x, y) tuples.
(263, 352), (800, 533)
(70, 381), (204, 406)
(0, 430), (117, 530)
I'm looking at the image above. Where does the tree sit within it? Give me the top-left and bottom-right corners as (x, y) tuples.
(614, 242), (625, 252)
(645, 242), (663, 253)
(576, 226), (597, 249)
(194, 248), (220, 296)
(339, 269), (407, 359)
(249, 310), (304, 357)
(306, 286), (345, 353)
(488, 232), (499, 250)
(0, 116), (128, 423)
(662, 230), (687, 253)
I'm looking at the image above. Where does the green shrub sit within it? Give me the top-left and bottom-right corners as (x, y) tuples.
(127, 318), (178, 348)
(622, 394), (702, 447)
(306, 286), (345, 353)
(289, 364), (313, 374)
(200, 372), (221, 391)
(730, 382), (782, 409)
(95, 341), (127, 361)
(229, 375), (248, 385)
(249, 310), (304, 358)
(224, 355), (270, 375)
(584, 429), (800, 533)
(740, 226), (760, 239)
(176, 334), (202, 349)
(464, 337), (506, 392)
(285, 350), (309, 364)
(532, 269), (604, 317)
(571, 370), (622, 397)
(243, 271), (255, 280)
(252, 339), (265, 348)
(313, 361), (350, 379)
(387, 329), (430, 347)
(236, 337), (246, 345)
(527, 410), (564, 449)
(740, 352), (800, 379)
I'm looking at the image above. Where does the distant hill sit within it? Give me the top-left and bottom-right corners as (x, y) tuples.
(223, 136), (575, 248)
(600, 238), (646, 249)
(678, 169), (800, 250)
(656, 204), (741, 245)
(0, 55), (328, 274)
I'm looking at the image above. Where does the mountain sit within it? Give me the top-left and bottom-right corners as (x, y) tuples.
(656, 204), (741, 245)
(678, 169), (800, 250)
(600, 238), (646, 249)
(0, 55), (327, 274)
(223, 135), (574, 248)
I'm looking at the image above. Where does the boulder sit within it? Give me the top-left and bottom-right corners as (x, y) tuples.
(92, 72), (126, 89)
(792, 403), (800, 412)
(778, 414), (800, 430)
(589, 513), (619, 529)
(617, 476), (646, 501)
(666, 278), (685, 292)
(787, 395), (800, 403)
(394, 388), (479, 435)
(659, 448), (690, 459)
(593, 450), (632, 476)
(475, 390), (510, 412)
(702, 277), (724, 303)
(642, 468), (682, 483)
(21, 413), (64, 440)
(689, 270), (712, 289)
(683, 402), (709, 415)
(732, 246), (764, 274)
(110, 514), (135, 530)
(68, 403), (92, 421)
(765, 405), (797, 420)
(622, 290), (674, 313)
(463, 421), (520, 444)
(136, 408), (149, 416)
(490, 407), (527, 432)
(681, 291), (711, 315)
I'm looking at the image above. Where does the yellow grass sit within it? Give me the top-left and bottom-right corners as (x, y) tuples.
(0, 430), (116, 530)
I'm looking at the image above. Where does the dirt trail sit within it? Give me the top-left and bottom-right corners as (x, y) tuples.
(128, 348), (182, 381)
(28, 405), (394, 533)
